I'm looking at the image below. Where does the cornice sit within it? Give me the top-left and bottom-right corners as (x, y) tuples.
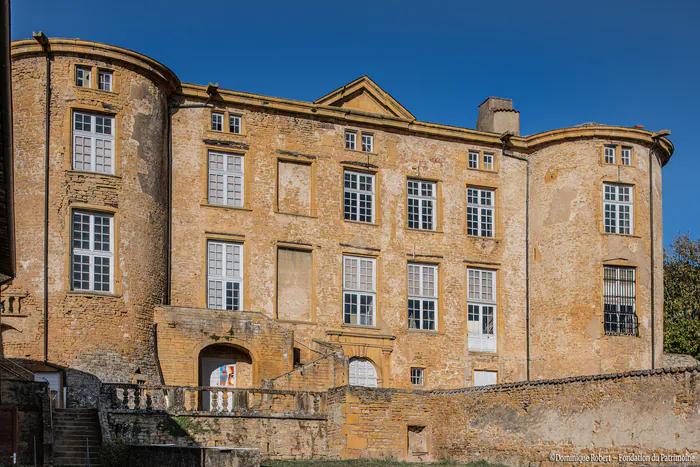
(10, 38), (180, 94)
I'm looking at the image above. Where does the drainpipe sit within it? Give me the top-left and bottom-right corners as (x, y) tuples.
(649, 130), (670, 370)
(500, 132), (530, 381)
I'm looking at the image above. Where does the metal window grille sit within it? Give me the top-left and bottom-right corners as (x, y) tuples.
(407, 179), (436, 230)
(603, 266), (637, 335)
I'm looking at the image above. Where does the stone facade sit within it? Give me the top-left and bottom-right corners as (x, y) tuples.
(4, 37), (675, 401)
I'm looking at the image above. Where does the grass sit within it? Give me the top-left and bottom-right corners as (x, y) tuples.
(262, 460), (506, 467)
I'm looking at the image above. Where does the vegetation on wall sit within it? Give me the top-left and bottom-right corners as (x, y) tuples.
(664, 234), (700, 359)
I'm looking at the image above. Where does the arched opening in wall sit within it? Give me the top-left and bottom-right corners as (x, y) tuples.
(349, 357), (378, 388)
(198, 343), (253, 411)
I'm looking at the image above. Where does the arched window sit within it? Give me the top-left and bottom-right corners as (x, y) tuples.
(349, 358), (378, 387)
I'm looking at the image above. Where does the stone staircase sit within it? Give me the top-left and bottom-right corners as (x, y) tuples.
(53, 408), (102, 466)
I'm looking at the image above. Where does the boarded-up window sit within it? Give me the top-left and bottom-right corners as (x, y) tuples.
(277, 248), (313, 322)
(278, 160), (312, 216)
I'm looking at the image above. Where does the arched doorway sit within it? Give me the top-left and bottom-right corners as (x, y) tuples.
(199, 343), (253, 411)
(349, 357), (378, 387)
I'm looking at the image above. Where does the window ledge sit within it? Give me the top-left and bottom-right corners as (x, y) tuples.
(404, 227), (443, 234)
(340, 323), (381, 331)
(344, 148), (377, 156)
(275, 318), (316, 325)
(275, 210), (317, 219)
(467, 168), (498, 174)
(602, 232), (641, 239)
(466, 234), (502, 242)
(66, 290), (122, 298)
(468, 350), (498, 356)
(200, 203), (253, 212)
(75, 86), (119, 96)
(407, 329), (443, 335)
(344, 219), (380, 227)
(67, 169), (121, 180)
(204, 129), (246, 138)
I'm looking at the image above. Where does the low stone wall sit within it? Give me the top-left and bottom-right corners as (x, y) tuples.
(263, 351), (346, 391)
(128, 445), (260, 467)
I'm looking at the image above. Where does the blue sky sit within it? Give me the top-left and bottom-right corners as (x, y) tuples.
(11, 0), (699, 246)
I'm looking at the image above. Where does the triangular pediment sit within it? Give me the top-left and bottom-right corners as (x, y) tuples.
(314, 76), (415, 120)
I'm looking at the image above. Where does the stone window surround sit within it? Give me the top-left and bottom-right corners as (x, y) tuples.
(200, 145), (252, 211)
(63, 103), (121, 177)
(601, 181), (636, 236)
(406, 178), (437, 232)
(72, 62), (119, 93)
(466, 185), (496, 239)
(600, 259), (639, 338)
(200, 233), (248, 310)
(343, 169), (376, 225)
(274, 156), (317, 218)
(601, 142), (636, 167)
(466, 149), (498, 173)
(344, 127), (377, 154)
(341, 251), (379, 329)
(208, 109), (246, 136)
(473, 368), (499, 386)
(465, 262), (501, 355)
(407, 262), (438, 332)
(274, 242), (317, 325)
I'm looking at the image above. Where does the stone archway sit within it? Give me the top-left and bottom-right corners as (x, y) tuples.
(198, 343), (254, 389)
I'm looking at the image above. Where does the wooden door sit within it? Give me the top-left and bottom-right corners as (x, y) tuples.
(0, 405), (18, 465)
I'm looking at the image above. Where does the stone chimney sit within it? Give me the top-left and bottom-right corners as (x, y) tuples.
(476, 97), (520, 136)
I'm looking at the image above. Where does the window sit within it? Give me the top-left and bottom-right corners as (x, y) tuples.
(410, 368), (424, 386)
(343, 256), (376, 326)
(466, 187), (494, 237)
(344, 171), (374, 223)
(473, 370), (497, 386)
(361, 133), (374, 152)
(71, 211), (113, 293)
(407, 180), (436, 230)
(349, 358), (377, 387)
(467, 268), (496, 352)
(407, 263), (437, 330)
(483, 153), (494, 171)
(207, 241), (243, 311)
(621, 147), (632, 166)
(603, 183), (633, 235)
(211, 112), (224, 131)
(603, 266), (637, 335)
(345, 131), (357, 150)
(73, 111), (114, 174)
(208, 151), (244, 207)
(229, 115), (242, 134)
(604, 146), (616, 164)
(76, 66), (91, 88)
(468, 151), (479, 169)
(98, 70), (113, 91)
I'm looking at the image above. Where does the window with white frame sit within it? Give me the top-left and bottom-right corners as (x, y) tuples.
(76, 66), (91, 88)
(603, 266), (637, 335)
(604, 146), (616, 164)
(473, 370), (497, 386)
(345, 131), (357, 150)
(349, 358), (378, 387)
(343, 256), (376, 326)
(603, 183), (633, 235)
(211, 112), (224, 131)
(71, 211), (113, 293)
(208, 151), (244, 207)
(467, 268), (496, 352)
(229, 115), (242, 134)
(410, 368), (424, 386)
(344, 171), (374, 223)
(483, 153), (494, 171)
(621, 147), (632, 166)
(98, 70), (113, 91)
(361, 133), (374, 152)
(207, 241), (243, 311)
(407, 263), (437, 330)
(468, 151), (479, 169)
(73, 111), (114, 174)
(407, 179), (436, 230)
(466, 187), (494, 237)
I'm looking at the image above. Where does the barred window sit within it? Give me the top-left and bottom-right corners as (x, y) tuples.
(467, 268), (496, 352)
(407, 263), (437, 330)
(208, 151), (244, 207)
(410, 368), (424, 386)
(604, 146), (616, 164)
(345, 131), (357, 150)
(207, 241), (243, 311)
(71, 211), (113, 293)
(211, 112), (224, 131)
(407, 179), (436, 230)
(73, 111), (114, 174)
(604, 183), (633, 235)
(229, 115), (242, 134)
(344, 171), (374, 223)
(466, 187), (494, 237)
(343, 256), (376, 326)
(603, 266), (637, 335)
(621, 147), (632, 166)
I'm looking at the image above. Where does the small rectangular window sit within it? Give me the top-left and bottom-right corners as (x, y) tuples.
(345, 131), (357, 150)
(98, 70), (113, 91)
(407, 179), (436, 231)
(621, 147), (632, 166)
(344, 170), (375, 223)
(410, 368), (424, 386)
(208, 151), (244, 207)
(76, 66), (91, 88)
(473, 370), (497, 386)
(604, 146), (616, 164)
(361, 133), (373, 152)
(407, 263), (437, 330)
(71, 211), (113, 292)
(207, 241), (243, 311)
(73, 111), (114, 174)
(229, 115), (242, 134)
(483, 153), (494, 171)
(343, 256), (376, 326)
(468, 151), (479, 169)
(603, 266), (637, 335)
(603, 183), (633, 235)
(467, 268), (496, 352)
(211, 112), (224, 131)
(466, 187), (495, 237)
